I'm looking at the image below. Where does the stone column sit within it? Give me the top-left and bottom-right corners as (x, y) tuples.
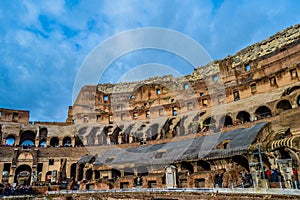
(35, 139), (39, 147)
(0, 163), (4, 182)
(71, 138), (75, 147)
(75, 164), (80, 182)
(120, 169), (125, 177)
(118, 132), (123, 144)
(129, 134), (133, 143)
(106, 135), (111, 145)
(192, 162), (198, 173)
(59, 139), (63, 147)
(9, 167), (15, 184)
(92, 170), (96, 180)
(46, 138), (50, 147)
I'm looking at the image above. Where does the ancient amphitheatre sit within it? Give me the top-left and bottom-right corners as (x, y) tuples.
(1, 24), (300, 199)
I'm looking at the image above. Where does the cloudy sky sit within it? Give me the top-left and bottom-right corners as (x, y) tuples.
(0, 0), (299, 122)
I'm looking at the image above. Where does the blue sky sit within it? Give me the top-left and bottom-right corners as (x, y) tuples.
(0, 0), (299, 122)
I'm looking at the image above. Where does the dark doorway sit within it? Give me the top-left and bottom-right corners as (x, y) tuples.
(236, 111), (251, 123)
(14, 165), (32, 185)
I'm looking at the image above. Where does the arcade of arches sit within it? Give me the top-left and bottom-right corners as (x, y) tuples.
(1, 25), (300, 192)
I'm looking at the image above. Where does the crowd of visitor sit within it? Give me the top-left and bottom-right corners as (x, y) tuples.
(1, 184), (33, 196)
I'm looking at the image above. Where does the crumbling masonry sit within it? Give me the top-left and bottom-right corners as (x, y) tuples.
(1, 24), (300, 193)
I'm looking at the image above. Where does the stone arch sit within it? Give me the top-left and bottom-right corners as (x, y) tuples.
(14, 164), (32, 185)
(137, 166), (149, 176)
(39, 127), (48, 147)
(283, 85), (300, 96)
(124, 167), (134, 176)
(219, 115), (233, 127)
(63, 136), (72, 147)
(181, 161), (194, 174)
(202, 117), (216, 131)
(50, 137), (59, 147)
(75, 135), (84, 147)
(255, 106), (272, 119)
(276, 99), (292, 112)
(70, 163), (77, 181)
(19, 130), (36, 146)
(232, 155), (249, 171)
(94, 170), (100, 179)
(147, 123), (159, 141)
(18, 152), (33, 161)
(78, 164), (84, 181)
(236, 111), (251, 123)
(197, 160), (211, 171)
(112, 168), (121, 179)
(5, 134), (16, 146)
(87, 127), (99, 146)
(110, 126), (122, 144)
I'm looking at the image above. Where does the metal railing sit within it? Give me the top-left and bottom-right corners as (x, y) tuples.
(46, 187), (300, 196)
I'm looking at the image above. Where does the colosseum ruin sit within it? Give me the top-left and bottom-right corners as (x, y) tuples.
(1, 24), (300, 196)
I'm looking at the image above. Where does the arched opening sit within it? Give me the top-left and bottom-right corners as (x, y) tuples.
(2, 163), (11, 183)
(19, 130), (36, 147)
(232, 155), (249, 171)
(75, 135), (84, 147)
(5, 135), (15, 146)
(137, 166), (148, 177)
(147, 123), (159, 141)
(276, 100), (292, 112)
(283, 85), (300, 96)
(14, 164), (32, 186)
(202, 117), (216, 131)
(97, 131), (107, 145)
(39, 139), (46, 147)
(94, 170), (100, 179)
(78, 164), (84, 181)
(181, 161), (194, 174)
(45, 171), (52, 183)
(85, 168), (93, 180)
(236, 111), (251, 123)
(112, 168), (121, 180)
(63, 136), (72, 147)
(197, 160), (211, 171)
(50, 137), (59, 147)
(192, 111), (206, 121)
(124, 167), (134, 176)
(110, 126), (121, 145)
(39, 128), (48, 147)
(219, 115), (233, 127)
(87, 127), (99, 146)
(70, 163), (77, 181)
(255, 106), (272, 119)
(297, 95), (300, 106)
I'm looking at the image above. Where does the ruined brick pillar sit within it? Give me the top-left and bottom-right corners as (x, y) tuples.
(129, 134), (133, 143)
(75, 164), (80, 182)
(192, 162), (198, 173)
(106, 135), (111, 145)
(118, 132), (123, 144)
(0, 163), (3, 182)
(71, 137), (76, 147)
(35, 138), (39, 147)
(8, 167), (15, 184)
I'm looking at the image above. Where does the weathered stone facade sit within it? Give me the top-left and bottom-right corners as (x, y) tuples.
(1, 24), (300, 195)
